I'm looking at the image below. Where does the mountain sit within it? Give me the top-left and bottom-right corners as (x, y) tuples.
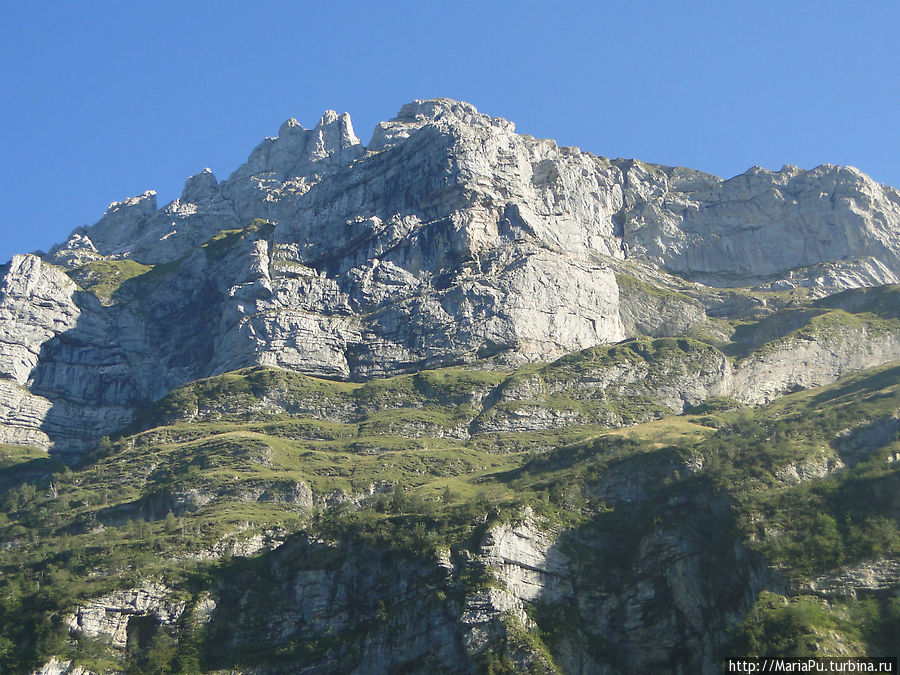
(1, 99), (898, 673)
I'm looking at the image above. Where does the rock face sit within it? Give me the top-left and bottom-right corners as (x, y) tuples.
(2, 98), (900, 453)
(204, 535), (473, 674)
(30, 658), (95, 675)
(621, 163), (900, 288)
(171, 494), (764, 674)
(0, 255), (81, 386)
(731, 323), (900, 405)
(799, 557), (900, 598)
(66, 583), (185, 650)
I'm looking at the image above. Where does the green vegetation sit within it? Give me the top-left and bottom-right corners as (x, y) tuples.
(615, 271), (700, 304)
(2, 342), (899, 670)
(201, 220), (274, 261)
(67, 260), (154, 304)
(733, 591), (900, 656)
(543, 336), (716, 376)
(0, 444), (67, 491)
(0, 443), (54, 469)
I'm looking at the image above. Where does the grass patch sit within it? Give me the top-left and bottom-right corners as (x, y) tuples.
(201, 219), (274, 261)
(66, 260), (153, 304)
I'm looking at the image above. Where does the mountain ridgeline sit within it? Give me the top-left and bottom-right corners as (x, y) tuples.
(1, 99), (898, 673)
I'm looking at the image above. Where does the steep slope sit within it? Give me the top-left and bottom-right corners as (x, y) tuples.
(3, 361), (898, 673)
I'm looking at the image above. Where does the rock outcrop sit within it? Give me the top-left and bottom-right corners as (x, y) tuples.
(30, 658), (96, 675)
(66, 583), (186, 650)
(161, 492), (767, 674)
(799, 557), (900, 598)
(621, 163), (900, 288)
(731, 322), (900, 405)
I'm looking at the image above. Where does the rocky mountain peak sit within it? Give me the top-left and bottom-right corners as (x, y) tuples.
(230, 108), (363, 183)
(34, 98), (900, 285)
(318, 109), (339, 126)
(6, 97), (900, 455)
(311, 109), (360, 155)
(180, 168), (218, 203)
(368, 98), (516, 152)
(395, 98), (483, 123)
(277, 117), (303, 136)
(64, 190), (160, 257)
(105, 190), (157, 217)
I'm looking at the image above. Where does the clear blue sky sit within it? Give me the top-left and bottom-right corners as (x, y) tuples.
(2, 1), (898, 264)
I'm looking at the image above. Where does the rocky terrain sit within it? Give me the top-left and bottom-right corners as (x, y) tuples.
(0, 99), (898, 673)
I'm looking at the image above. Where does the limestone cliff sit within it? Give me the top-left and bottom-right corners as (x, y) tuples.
(2, 99), (900, 454)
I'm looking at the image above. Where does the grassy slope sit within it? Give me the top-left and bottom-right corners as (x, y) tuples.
(1, 291), (900, 670)
(66, 260), (154, 304)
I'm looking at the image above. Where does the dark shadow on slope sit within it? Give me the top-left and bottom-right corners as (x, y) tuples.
(529, 468), (773, 674)
(0, 456), (67, 494)
(29, 223), (291, 457)
(724, 308), (826, 357)
(815, 284), (900, 321)
(809, 365), (900, 407)
(482, 437), (776, 673)
(198, 530), (473, 674)
(492, 435), (644, 484)
(831, 413), (900, 469)
(28, 262), (224, 457)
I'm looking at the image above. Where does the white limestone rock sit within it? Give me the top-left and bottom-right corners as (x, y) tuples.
(730, 325), (900, 405)
(480, 509), (571, 603)
(797, 557), (900, 598)
(82, 190), (158, 256)
(30, 658), (95, 675)
(45, 98), (900, 293)
(622, 163), (900, 288)
(45, 231), (103, 268)
(0, 255), (81, 384)
(66, 583), (185, 650)
(0, 379), (53, 448)
(775, 452), (845, 485)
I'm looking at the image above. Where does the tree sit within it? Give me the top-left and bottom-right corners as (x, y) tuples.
(390, 484), (407, 513)
(96, 436), (114, 456)
(145, 631), (177, 673)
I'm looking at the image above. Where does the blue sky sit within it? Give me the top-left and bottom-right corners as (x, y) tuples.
(1, 1), (898, 264)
